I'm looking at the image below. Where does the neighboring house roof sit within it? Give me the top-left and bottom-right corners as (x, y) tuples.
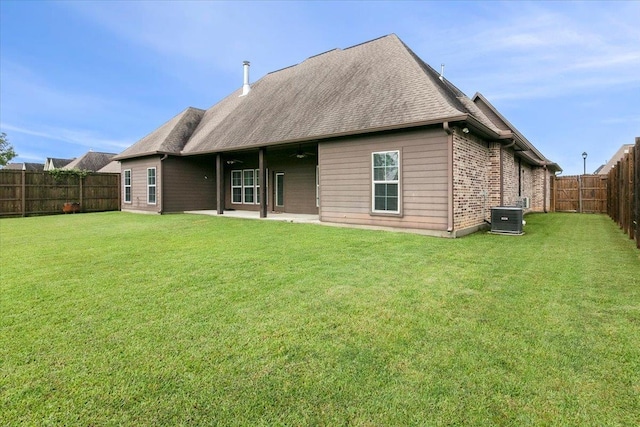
(3, 162), (45, 171)
(97, 160), (121, 173)
(63, 151), (117, 172)
(116, 33), (558, 171)
(44, 157), (74, 170)
(597, 144), (634, 175)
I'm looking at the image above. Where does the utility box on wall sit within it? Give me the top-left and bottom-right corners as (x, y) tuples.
(491, 207), (524, 235)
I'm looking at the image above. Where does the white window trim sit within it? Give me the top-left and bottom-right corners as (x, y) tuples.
(231, 170), (242, 204)
(232, 169), (264, 205)
(242, 169), (255, 204)
(371, 150), (400, 214)
(123, 169), (132, 204)
(147, 167), (157, 205)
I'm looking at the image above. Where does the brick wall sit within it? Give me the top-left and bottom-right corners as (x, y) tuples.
(452, 130), (490, 230)
(531, 167), (544, 211)
(502, 149), (518, 206)
(488, 142), (502, 207)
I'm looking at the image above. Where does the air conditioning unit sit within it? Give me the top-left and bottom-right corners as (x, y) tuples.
(491, 207), (524, 235)
(516, 197), (530, 209)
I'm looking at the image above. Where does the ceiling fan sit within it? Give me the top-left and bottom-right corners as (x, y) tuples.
(290, 145), (316, 159)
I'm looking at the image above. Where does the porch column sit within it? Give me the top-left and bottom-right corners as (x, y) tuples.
(259, 148), (267, 218)
(216, 153), (224, 215)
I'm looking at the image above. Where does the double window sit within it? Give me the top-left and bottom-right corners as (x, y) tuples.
(232, 169), (263, 205)
(147, 167), (156, 205)
(123, 169), (131, 203)
(372, 151), (399, 213)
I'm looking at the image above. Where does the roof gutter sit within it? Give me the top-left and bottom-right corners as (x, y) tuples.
(112, 150), (175, 161)
(179, 116), (470, 156)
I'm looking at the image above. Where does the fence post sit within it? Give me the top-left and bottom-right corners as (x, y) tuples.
(635, 138), (640, 248)
(79, 175), (84, 212)
(117, 173), (121, 211)
(21, 169), (26, 217)
(578, 175), (582, 213)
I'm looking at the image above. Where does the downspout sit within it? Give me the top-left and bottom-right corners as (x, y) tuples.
(543, 164), (548, 213)
(443, 122), (454, 234)
(518, 157), (522, 197)
(159, 154), (168, 214)
(501, 139), (516, 206)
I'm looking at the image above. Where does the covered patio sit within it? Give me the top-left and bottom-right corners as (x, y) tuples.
(184, 210), (320, 224)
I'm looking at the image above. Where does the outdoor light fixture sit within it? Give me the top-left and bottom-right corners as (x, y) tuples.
(462, 127), (470, 134)
(226, 159), (243, 165)
(582, 152), (588, 175)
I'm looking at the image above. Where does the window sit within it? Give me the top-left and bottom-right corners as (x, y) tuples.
(147, 167), (156, 204)
(243, 170), (254, 204)
(124, 169), (131, 203)
(372, 151), (399, 213)
(231, 170), (242, 204)
(231, 169), (263, 205)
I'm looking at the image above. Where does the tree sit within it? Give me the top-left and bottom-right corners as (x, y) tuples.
(0, 132), (17, 166)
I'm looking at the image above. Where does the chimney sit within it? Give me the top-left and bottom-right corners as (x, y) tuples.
(241, 61), (251, 96)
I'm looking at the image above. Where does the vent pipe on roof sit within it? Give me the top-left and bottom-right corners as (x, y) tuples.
(439, 63), (445, 81)
(241, 61), (251, 96)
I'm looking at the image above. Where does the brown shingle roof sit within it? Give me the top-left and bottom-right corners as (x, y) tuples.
(97, 160), (121, 173)
(48, 158), (74, 168)
(183, 34), (479, 154)
(114, 107), (205, 160)
(117, 33), (557, 172)
(63, 151), (117, 172)
(3, 162), (44, 171)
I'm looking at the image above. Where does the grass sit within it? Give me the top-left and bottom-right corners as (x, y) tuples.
(1, 212), (639, 426)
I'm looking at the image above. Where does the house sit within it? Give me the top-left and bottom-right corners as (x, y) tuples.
(62, 151), (117, 172)
(114, 34), (560, 237)
(44, 157), (74, 171)
(97, 160), (121, 174)
(3, 162), (44, 171)
(596, 144), (635, 175)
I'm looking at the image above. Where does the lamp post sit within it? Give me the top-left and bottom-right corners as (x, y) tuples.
(582, 152), (587, 175)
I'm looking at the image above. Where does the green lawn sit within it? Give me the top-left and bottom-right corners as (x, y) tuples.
(1, 212), (639, 426)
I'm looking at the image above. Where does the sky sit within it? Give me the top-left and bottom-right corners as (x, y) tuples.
(1, 1), (638, 176)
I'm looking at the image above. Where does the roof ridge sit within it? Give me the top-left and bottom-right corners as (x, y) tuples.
(160, 107), (205, 152)
(395, 36), (471, 116)
(307, 48), (340, 59)
(267, 35), (396, 76)
(343, 33), (396, 51)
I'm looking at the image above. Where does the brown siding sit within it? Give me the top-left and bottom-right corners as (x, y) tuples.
(121, 156), (162, 213)
(163, 156), (216, 212)
(319, 128), (449, 231)
(268, 149), (318, 214)
(474, 99), (510, 131)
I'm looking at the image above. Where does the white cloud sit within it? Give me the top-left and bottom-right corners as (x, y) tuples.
(416, 1), (640, 102)
(1, 123), (131, 152)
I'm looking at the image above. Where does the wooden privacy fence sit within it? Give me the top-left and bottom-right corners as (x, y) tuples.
(0, 170), (121, 217)
(607, 138), (639, 248)
(551, 174), (608, 213)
